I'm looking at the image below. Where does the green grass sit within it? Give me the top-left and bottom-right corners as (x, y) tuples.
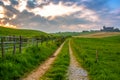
(0, 26), (47, 37)
(0, 41), (59, 80)
(51, 31), (98, 37)
(41, 40), (70, 80)
(71, 35), (120, 80)
(52, 32), (81, 37)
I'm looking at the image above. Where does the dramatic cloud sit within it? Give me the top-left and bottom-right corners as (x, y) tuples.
(2, 0), (10, 6)
(27, 2), (82, 20)
(14, 0), (28, 12)
(74, 7), (99, 22)
(59, 23), (99, 32)
(0, 6), (5, 18)
(0, 0), (120, 32)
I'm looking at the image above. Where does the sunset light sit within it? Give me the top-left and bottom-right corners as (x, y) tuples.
(0, 0), (120, 80)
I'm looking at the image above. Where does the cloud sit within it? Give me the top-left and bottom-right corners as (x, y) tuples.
(10, 0), (19, 5)
(26, 2), (81, 20)
(1, 0), (11, 6)
(110, 9), (120, 16)
(27, 0), (36, 8)
(74, 7), (99, 22)
(0, 4), (18, 28)
(0, 0), (120, 32)
(1, 22), (17, 28)
(8, 14), (17, 20)
(59, 23), (100, 32)
(83, 0), (109, 10)
(0, 6), (6, 18)
(14, 0), (27, 12)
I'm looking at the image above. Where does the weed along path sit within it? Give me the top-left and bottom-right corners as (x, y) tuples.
(68, 41), (88, 80)
(22, 42), (65, 80)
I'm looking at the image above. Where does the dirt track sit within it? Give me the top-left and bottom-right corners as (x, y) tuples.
(68, 41), (88, 80)
(22, 42), (65, 80)
(22, 40), (89, 80)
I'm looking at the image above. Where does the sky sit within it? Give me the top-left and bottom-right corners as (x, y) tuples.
(0, 0), (120, 33)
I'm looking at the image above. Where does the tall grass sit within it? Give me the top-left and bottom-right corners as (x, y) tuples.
(71, 35), (120, 80)
(41, 40), (70, 80)
(0, 41), (58, 80)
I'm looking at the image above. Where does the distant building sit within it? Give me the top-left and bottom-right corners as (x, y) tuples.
(101, 26), (120, 32)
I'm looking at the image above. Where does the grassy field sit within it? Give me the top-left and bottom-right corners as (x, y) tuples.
(71, 35), (120, 80)
(52, 31), (98, 37)
(0, 41), (60, 80)
(75, 32), (120, 38)
(0, 26), (47, 37)
(41, 40), (70, 80)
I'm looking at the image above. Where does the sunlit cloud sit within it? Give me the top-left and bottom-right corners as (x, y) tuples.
(14, 0), (27, 12)
(36, 0), (50, 5)
(8, 14), (17, 20)
(0, 22), (17, 28)
(12, 14), (17, 19)
(0, 0), (120, 32)
(0, 13), (5, 18)
(0, 5), (17, 28)
(1, 0), (11, 6)
(0, 5), (17, 19)
(0, 6), (6, 18)
(60, 24), (99, 31)
(74, 7), (99, 22)
(27, 2), (81, 20)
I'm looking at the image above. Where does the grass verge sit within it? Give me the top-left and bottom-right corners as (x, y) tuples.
(71, 35), (120, 80)
(41, 40), (70, 80)
(0, 41), (59, 80)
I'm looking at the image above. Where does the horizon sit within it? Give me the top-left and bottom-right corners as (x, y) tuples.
(0, 0), (120, 33)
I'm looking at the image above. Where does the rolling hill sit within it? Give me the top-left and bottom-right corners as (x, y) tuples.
(74, 32), (120, 38)
(52, 31), (97, 37)
(0, 26), (47, 37)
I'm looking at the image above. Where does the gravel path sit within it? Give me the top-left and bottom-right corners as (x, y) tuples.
(22, 42), (65, 80)
(68, 42), (88, 80)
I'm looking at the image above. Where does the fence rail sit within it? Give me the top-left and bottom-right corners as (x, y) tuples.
(0, 35), (66, 58)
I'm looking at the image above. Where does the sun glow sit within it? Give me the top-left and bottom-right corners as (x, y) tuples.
(0, 6), (6, 18)
(27, 2), (81, 20)
(0, 23), (17, 29)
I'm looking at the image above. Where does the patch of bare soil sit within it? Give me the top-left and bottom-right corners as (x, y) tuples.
(22, 42), (65, 80)
(68, 42), (88, 80)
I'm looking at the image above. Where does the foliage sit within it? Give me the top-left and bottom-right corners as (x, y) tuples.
(71, 35), (120, 80)
(0, 41), (58, 80)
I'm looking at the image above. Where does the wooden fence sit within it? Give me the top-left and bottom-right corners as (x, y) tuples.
(0, 36), (66, 58)
(0, 36), (29, 57)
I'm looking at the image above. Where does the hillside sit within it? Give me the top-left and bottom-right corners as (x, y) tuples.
(52, 31), (97, 37)
(75, 32), (120, 38)
(0, 26), (47, 37)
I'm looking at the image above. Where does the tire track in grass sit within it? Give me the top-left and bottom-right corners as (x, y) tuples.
(68, 40), (88, 80)
(22, 42), (65, 80)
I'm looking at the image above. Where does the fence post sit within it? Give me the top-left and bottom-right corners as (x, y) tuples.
(96, 50), (98, 63)
(36, 39), (38, 47)
(19, 36), (22, 53)
(1, 37), (4, 57)
(13, 36), (16, 55)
